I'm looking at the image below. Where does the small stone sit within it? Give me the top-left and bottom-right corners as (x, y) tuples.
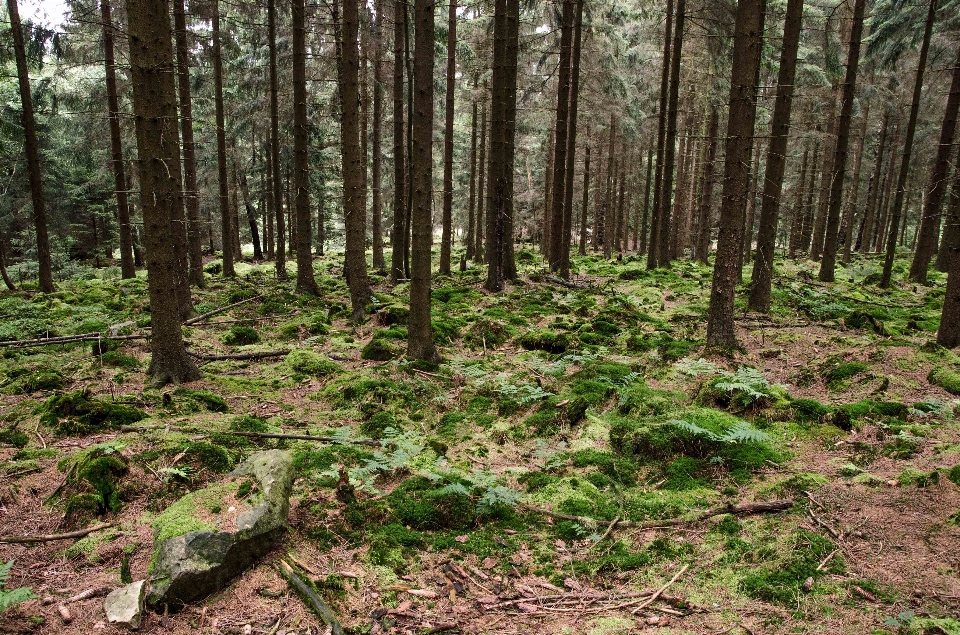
(802, 576), (814, 592)
(103, 580), (147, 630)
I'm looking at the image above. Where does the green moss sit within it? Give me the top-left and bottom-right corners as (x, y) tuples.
(150, 491), (217, 547)
(12, 447), (59, 460)
(662, 456), (709, 491)
(517, 330), (569, 353)
(177, 442), (237, 473)
(57, 444), (129, 515)
(174, 389), (229, 413)
(286, 350), (340, 377)
(897, 468), (939, 488)
(465, 319), (511, 349)
(377, 304), (409, 326)
(5, 368), (64, 394)
(823, 361), (869, 390)
(362, 411), (399, 438)
(361, 338), (400, 361)
(230, 415), (269, 433)
(570, 449), (638, 486)
(840, 399), (909, 420)
(436, 411), (467, 438)
(518, 471), (560, 492)
(790, 398), (831, 423)
(40, 390), (146, 435)
(947, 465), (960, 487)
(387, 476), (477, 530)
(99, 351), (140, 370)
(222, 326), (260, 346)
(0, 426), (29, 448)
(928, 366), (960, 395)
(739, 529), (843, 605)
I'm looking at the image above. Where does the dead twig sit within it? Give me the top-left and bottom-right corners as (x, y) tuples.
(0, 522), (114, 544)
(523, 499), (794, 530)
(183, 295), (261, 326)
(629, 563), (691, 615)
(278, 560), (344, 635)
(187, 349), (290, 361)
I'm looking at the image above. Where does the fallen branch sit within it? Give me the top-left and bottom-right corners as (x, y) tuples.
(524, 499), (794, 530)
(279, 560), (344, 635)
(186, 349), (290, 361)
(119, 425), (381, 448)
(630, 564), (690, 614)
(0, 333), (149, 349)
(546, 276), (584, 289)
(183, 295), (261, 326)
(0, 522), (114, 544)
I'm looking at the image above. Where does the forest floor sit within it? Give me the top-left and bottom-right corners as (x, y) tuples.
(1, 249), (959, 635)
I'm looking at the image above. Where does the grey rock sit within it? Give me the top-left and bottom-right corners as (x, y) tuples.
(104, 580), (147, 629)
(146, 450), (294, 609)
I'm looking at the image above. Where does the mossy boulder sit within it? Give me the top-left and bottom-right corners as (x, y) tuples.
(517, 330), (569, 353)
(928, 367), (960, 396)
(377, 304), (409, 326)
(146, 450), (294, 609)
(285, 350), (340, 377)
(361, 338), (401, 361)
(222, 326), (260, 346)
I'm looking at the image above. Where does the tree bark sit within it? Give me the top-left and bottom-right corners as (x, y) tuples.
(578, 137), (591, 256)
(548, 0), (575, 271)
(910, 45), (960, 283)
(641, 144), (654, 257)
(706, 0), (766, 351)
(882, 0), (937, 287)
(647, 0), (674, 270)
(8, 0), (53, 293)
(466, 78), (479, 261)
(656, 0), (685, 267)
(559, 0), (585, 276)
(842, 104), (869, 263)
(875, 121), (900, 252)
(211, 0), (234, 278)
(371, 0), (386, 271)
(124, 0), (200, 386)
(936, 168), (960, 272)
(341, 0), (371, 318)
(860, 111), (889, 253)
(788, 145), (808, 257)
(292, 0), (318, 294)
(694, 106), (718, 264)
(819, 0), (866, 282)
(269, 0), (287, 280)
(800, 142), (820, 253)
(475, 97), (487, 261)
(408, 0), (440, 362)
(602, 114), (616, 260)
(237, 158), (263, 260)
(439, 0), (458, 276)
(390, 0), (407, 282)
(940, 243), (960, 348)
(102, 0), (137, 280)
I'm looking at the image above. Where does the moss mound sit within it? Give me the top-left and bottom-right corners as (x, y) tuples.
(222, 326), (260, 346)
(286, 350), (340, 377)
(57, 443), (129, 516)
(928, 367), (960, 396)
(40, 390), (146, 435)
(387, 476), (477, 530)
(518, 330), (569, 353)
(361, 338), (401, 361)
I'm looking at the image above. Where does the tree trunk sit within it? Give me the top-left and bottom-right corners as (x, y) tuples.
(390, 0), (406, 282)
(559, 0), (585, 276)
(694, 107), (718, 264)
(910, 45), (960, 283)
(842, 104), (869, 263)
(124, 0), (200, 386)
(265, 133), (276, 259)
(875, 122), (901, 251)
(641, 144), (654, 256)
(543, 126), (555, 255)
(741, 141), (761, 264)
(269, 0), (287, 280)
(602, 115), (616, 260)
(102, 0), (137, 280)
(466, 78), (479, 261)
(656, 0), (685, 267)
(212, 0), (234, 278)
(341, 0), (371, 318)
(647, 0), (674, 269)
(371, 0), (386, 271)
(819, 0), (866, 282)
(292, 0), (318, 294)
(7, 0), (53, 293)
(940, 242), (960, 347)
(578, 137), (591, 256)
(403, 2), (413, 277)
(548, 0), (575, 271)
(475, 97), (487, 261)
(860, 110), (889, 253)
(408, 0), (440, 361)
(788, 145), (809, 257)
(800, 142), (820, 253)
(500, 0), (521, 282)
(882, 0), (938, 287)
(936, 168), (960, 272)
(237, 158), (263, 260)
(706, 0), (766, 351)
(0, 230), (15, 290)
(439, 0), (458, 276)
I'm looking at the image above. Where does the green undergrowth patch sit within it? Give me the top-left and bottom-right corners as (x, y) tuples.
(55, 441), (129, 518)
(172, 388), (229, 413)
(929, 367), (960, 396)
(285, 350), (341, 378)
(39, 390), (146, 435)
(222, 325), (260, 346)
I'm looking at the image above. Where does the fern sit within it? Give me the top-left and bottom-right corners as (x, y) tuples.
(668, 418), (770, 445)
(668, 418), (721, 442)
(674, 357), (719, 377)
(0, 560), (36, 613)
(710, 367), (783, 408)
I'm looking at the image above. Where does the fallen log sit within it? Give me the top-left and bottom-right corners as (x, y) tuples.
(0, 333), (148, 349)
(183, 295), (260, 326)
(186, 349), (290, 361)
(524, 499), (794, 530)
(0, 522), (115, 544)
(279, 560), (344, 635)
(119, 425), (381, 448)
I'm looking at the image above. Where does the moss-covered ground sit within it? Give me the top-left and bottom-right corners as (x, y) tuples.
(1, 250), (959, 634)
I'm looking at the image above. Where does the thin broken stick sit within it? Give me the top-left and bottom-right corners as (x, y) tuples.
(630, 563), (691, 615)
(0, 523), (114, 544)
(524, 499), (794, 530)
(278, 560), (344, 635)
